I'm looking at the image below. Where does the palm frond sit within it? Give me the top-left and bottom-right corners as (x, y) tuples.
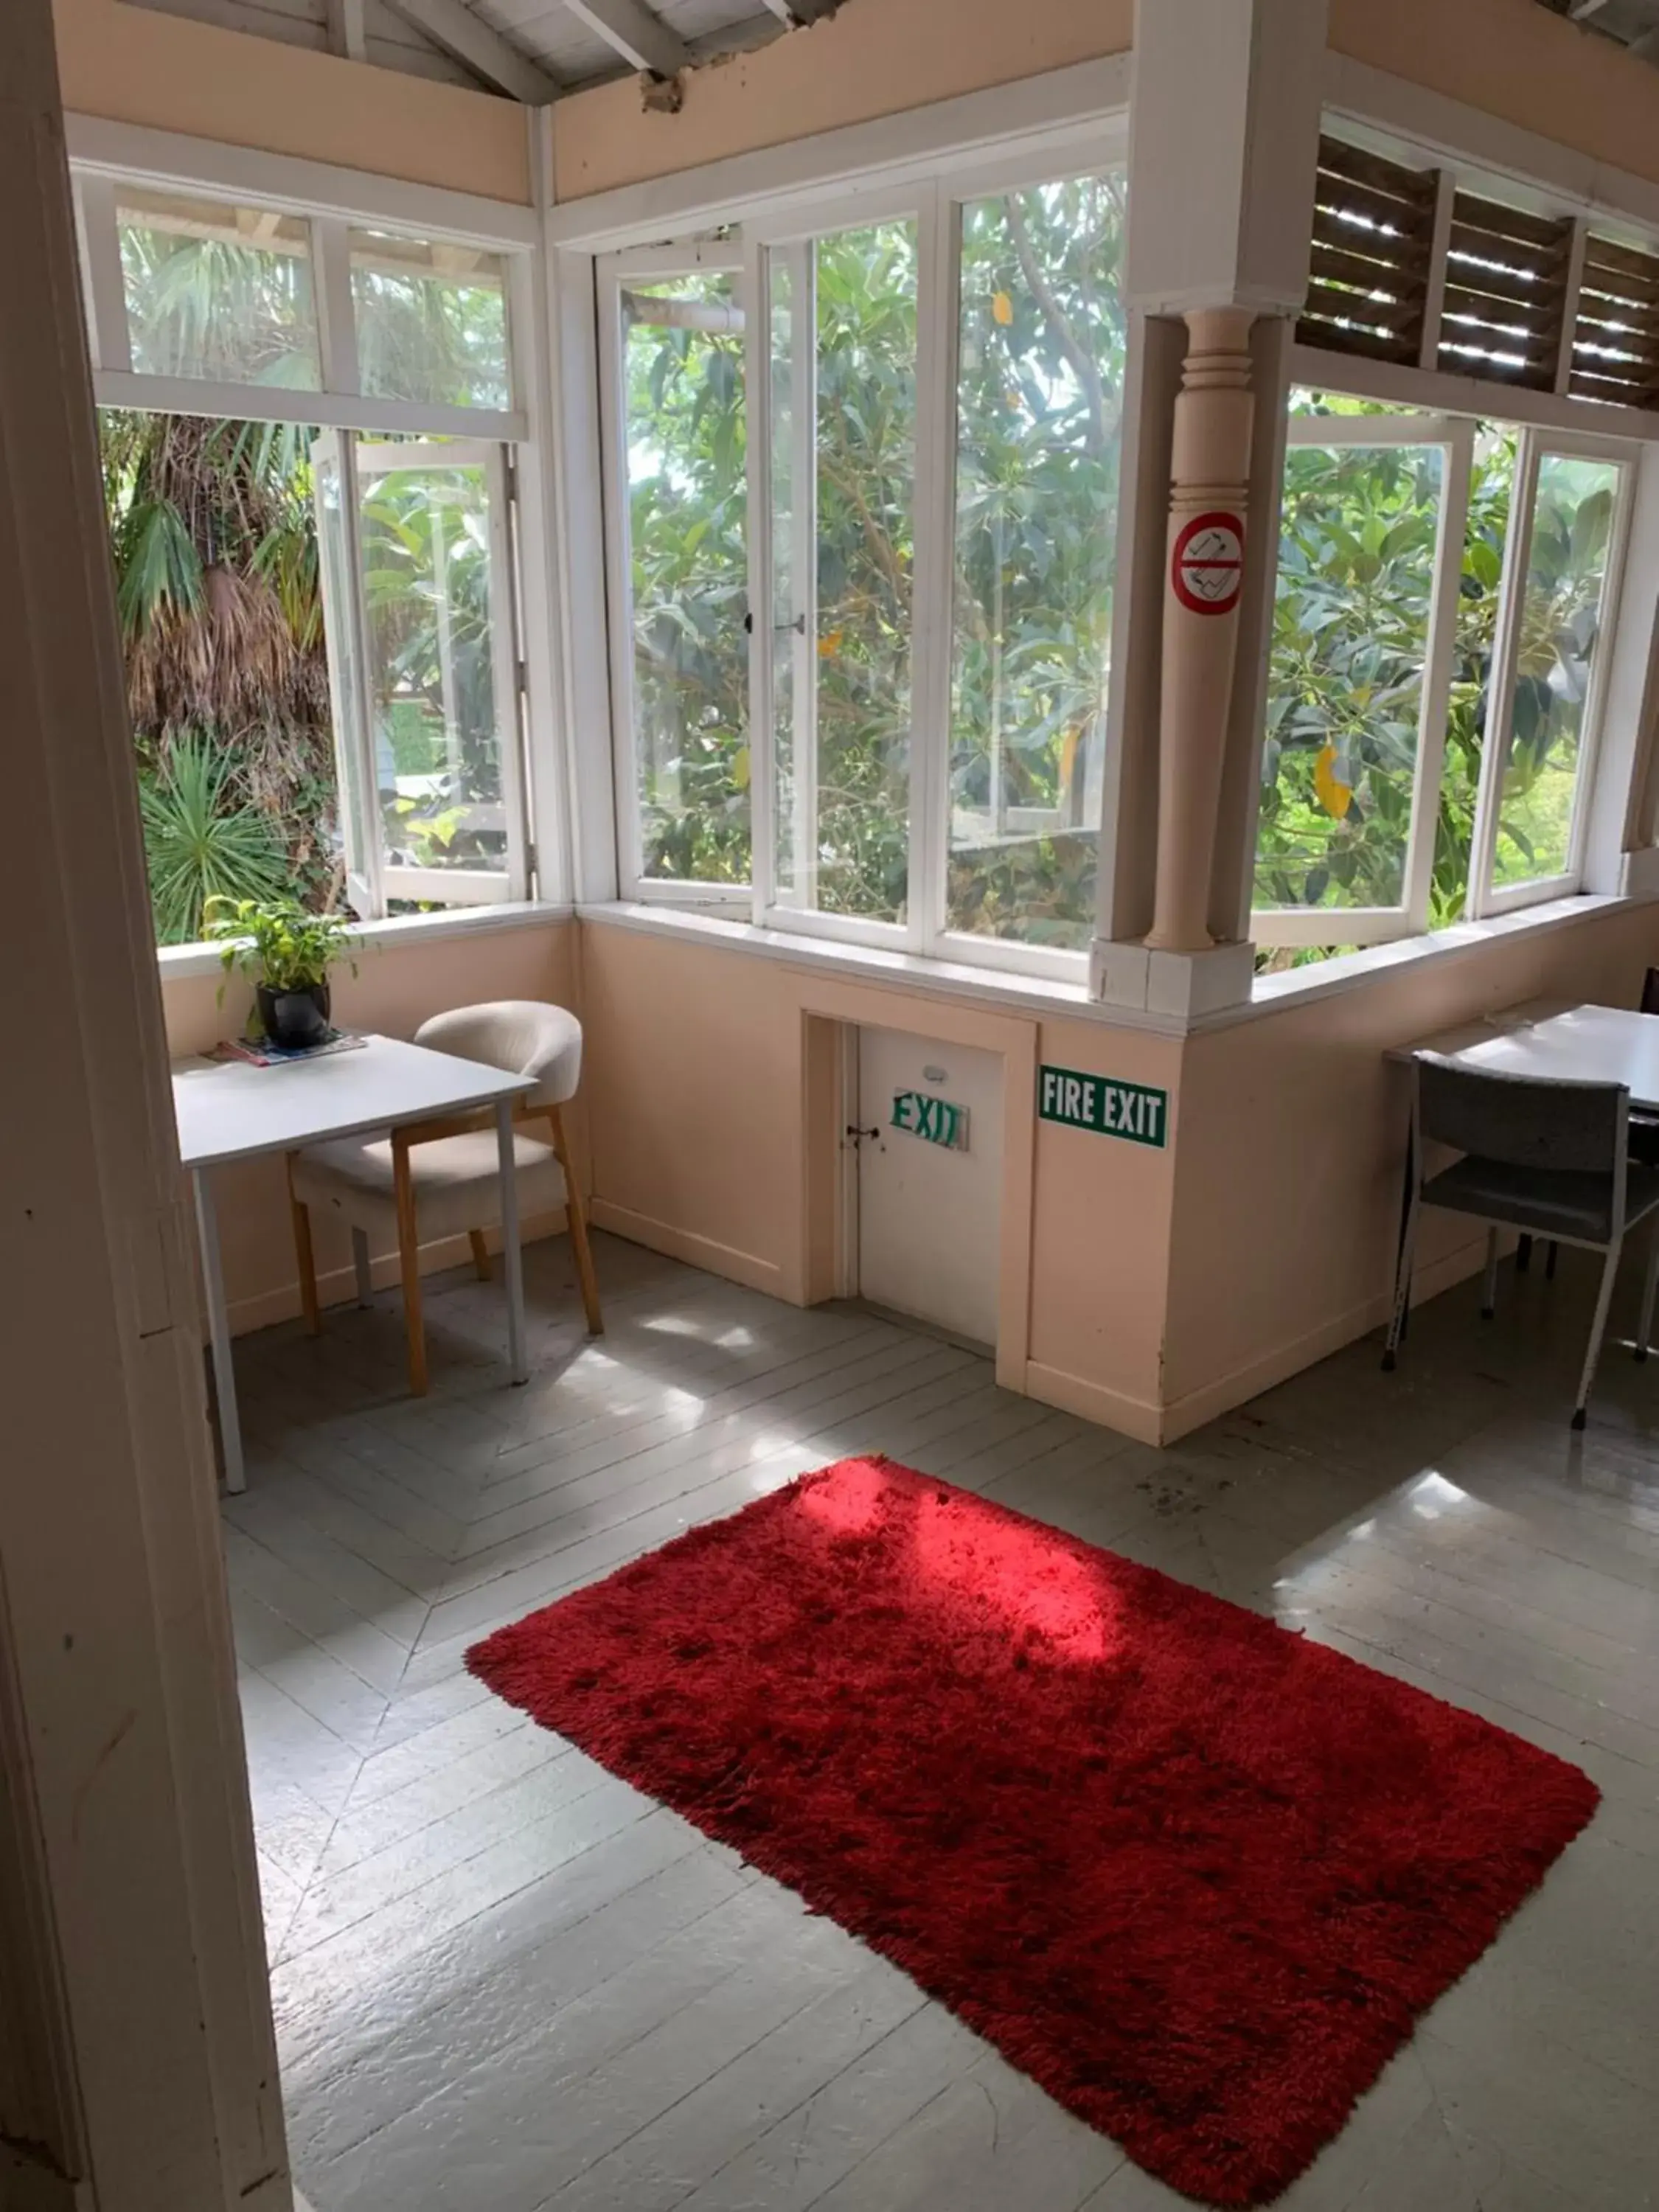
(139, 730), (291, 945)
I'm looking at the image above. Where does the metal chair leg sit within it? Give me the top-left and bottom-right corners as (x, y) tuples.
(1481, 1227), (1500, 1319)
(1638, 1221), (1659, 1364)
(1383, 1187), (1420, 1372)
(1573, 1238), (1624, 1430)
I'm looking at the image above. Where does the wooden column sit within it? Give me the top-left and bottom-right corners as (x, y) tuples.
(0, 4), (292, 2206)
(1146, 306), (1256, 953)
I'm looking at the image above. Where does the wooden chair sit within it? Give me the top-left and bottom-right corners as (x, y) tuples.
(287, 1001), (602, 1394)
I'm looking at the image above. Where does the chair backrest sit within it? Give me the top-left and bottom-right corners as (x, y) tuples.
(1641, 967), (1659, 1018)
(1415, 1052), (1627, 1180)
(415, 1001), (582, 1107)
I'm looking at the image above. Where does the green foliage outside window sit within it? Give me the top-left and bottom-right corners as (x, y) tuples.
(1259, 395), (1624, 954)
(624, 275), (751, 886)
(620, 179), (1128, 945)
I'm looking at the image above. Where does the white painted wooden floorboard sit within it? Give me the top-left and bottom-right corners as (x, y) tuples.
(223, 1231), (1659, 2212)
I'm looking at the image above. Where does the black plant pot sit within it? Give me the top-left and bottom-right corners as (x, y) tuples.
(257, 981), (331, 1051)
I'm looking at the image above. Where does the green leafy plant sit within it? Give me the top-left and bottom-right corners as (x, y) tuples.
(103, 406), (340, 933)
(138, 731), (289, 945)
(206, 896), (357, 995)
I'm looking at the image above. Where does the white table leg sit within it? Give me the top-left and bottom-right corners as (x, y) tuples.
(352, 1225), (373, 1307)
(496, 1096), (527, 1385)
(192, 1166), (245, 1493)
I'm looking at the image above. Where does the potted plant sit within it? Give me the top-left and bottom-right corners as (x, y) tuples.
(206, 897), (358, 1050)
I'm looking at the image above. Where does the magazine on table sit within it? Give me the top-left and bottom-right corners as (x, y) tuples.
(209, 1029), (368, 1069)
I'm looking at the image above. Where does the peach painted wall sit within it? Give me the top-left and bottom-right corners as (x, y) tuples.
(52, 0), (532, 204)
(551, 0), (1659, 207)
(550, 0), (1135, 203)
(580, 923), (802, 1301)
(579, 920), (1181, 1441)
(1162, 902), (1659, 1441)
(1023, 1013), (1179, 1440)
(1328, 0), (1659, 191)
(167, 917), (580, 1332)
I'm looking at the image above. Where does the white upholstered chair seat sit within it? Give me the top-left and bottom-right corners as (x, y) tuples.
(285, 998), (602, 1397)
(292, 1129), (568, 1245)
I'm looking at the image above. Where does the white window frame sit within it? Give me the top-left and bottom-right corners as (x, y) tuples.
(1253, 411), (1473, 949)
(66, 122), (562, 937)
(1466, 424), (1638, 919)
(597, 242), (751, 908)
(737, 142), (1130, 981)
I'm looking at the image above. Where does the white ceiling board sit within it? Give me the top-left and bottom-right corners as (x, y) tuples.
(469, 0), (620, 77)
(475, 0), (777, 82)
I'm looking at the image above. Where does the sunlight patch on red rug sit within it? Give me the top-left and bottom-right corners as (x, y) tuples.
(467, 1457), (1598, 2206)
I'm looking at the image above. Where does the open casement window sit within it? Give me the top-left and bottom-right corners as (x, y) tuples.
(597, 250), (752, 904)
(311, 433), (529, 916)
(737, 157), (1127, 975)
(1253, 413), (1472, 947)
(1467, 431), (1635, 917)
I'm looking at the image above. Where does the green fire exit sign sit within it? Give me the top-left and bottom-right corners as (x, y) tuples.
(1038, 1065), (1168, 1148)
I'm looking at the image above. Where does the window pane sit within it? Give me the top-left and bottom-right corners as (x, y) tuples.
(771, 221), (917, 925)
(1491, 451), (1622, 888)
(118, 189), (320, 388)
(1257, 437), (1444, 914)
(313, 441), (376, 906)
(622, 275), (749, 884)
(947, 174), (1127, 951)
(350, 230), (511, 412)
(356, 455), (512, 891)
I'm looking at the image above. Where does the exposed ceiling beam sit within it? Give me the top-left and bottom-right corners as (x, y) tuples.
(383, 0), (565, 101)
(561, 0), (690, 77)
(326, 0), (369, 62)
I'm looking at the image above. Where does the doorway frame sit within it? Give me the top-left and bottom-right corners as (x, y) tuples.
(794, 977), (1037, 1393)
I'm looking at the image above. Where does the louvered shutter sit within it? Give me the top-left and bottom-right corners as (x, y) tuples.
(1297, 136), (1439, 366)
(1437, 192), (1575, 390)
(1571, 234), (1659, 411)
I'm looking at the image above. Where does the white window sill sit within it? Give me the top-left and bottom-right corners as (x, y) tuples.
(580, 889), (1659, 1034)
(154, 900), (574, 984)
(578, 900), (1112, 1022)
(1239, 891), (1655, 1024)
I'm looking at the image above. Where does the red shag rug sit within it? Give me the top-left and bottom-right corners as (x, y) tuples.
(466, 1457), (1599, 2206)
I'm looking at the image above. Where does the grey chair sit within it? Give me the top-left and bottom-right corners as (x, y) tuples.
(1385, 1052), (1659, 1428)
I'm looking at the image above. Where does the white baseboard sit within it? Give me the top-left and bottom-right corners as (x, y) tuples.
(1023, 1360), (1163, 1446)
(1156, 1234), (1492, 1444)
(588, 1199), (787, 1297)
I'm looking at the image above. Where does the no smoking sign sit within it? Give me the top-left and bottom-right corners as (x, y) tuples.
(1171, 510), (1244, 617)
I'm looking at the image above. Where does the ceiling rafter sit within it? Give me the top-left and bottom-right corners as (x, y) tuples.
(560, 0), (691, 77)
(754, 0), (840, 21)
(325, 0), (369, 60)
(382, 0), (566, 101)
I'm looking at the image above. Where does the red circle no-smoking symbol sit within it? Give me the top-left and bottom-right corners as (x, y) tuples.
(1172, 511), (1245, 617)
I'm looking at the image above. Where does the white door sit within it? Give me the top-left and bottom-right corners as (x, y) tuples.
(855, 1028), (1004, 1348)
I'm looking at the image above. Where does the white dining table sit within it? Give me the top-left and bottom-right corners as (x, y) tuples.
(1408, 1001), (1659, 1106)
(173, 1035), (535, 1492)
